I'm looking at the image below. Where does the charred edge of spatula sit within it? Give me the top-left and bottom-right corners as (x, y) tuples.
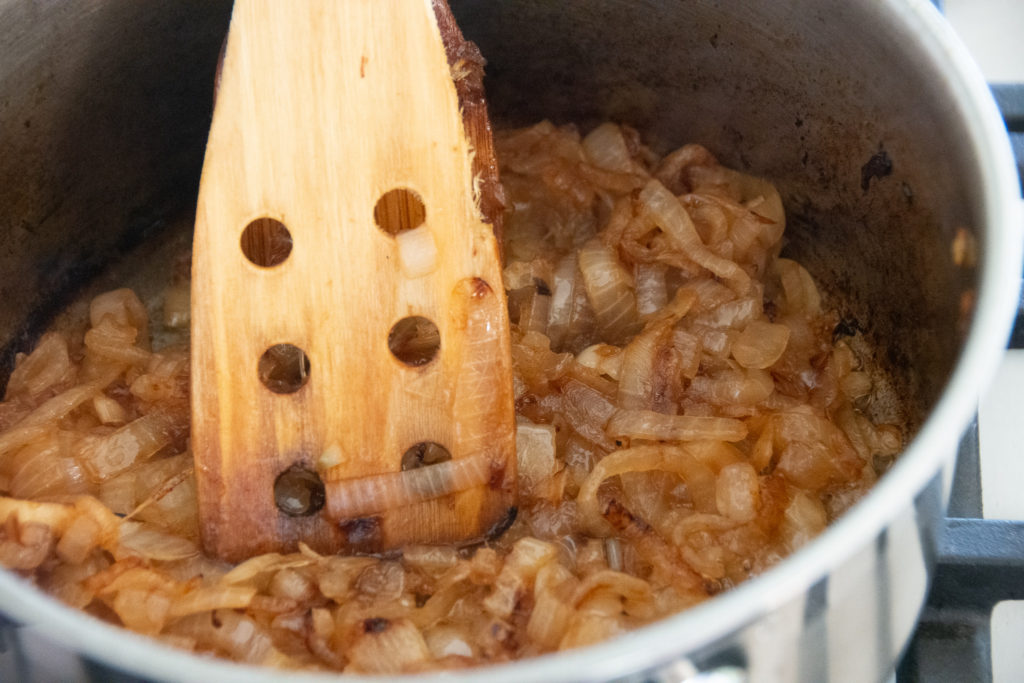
(339, 516), (383, 553)
(431, 0), (507, 248)
(485, 506), (518, 541)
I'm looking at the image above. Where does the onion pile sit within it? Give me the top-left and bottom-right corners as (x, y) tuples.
(0, 121), (901, 672)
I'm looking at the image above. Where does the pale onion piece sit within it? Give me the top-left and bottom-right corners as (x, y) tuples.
(684, 440), (745, 472)
(0, 520), (54, 570)
(55, 512), (102, 564)
(568, 262), (599, 344)
(559, 613), (625, 651)
(5, 332), (73, 399)
(396, 225), (439, 279)
(161, 283), (190, 329)
(694, 296), (761, 329)
(715, 462), (760, 522)
(222, 552), (302, 585)
(311, 607), (334, 640)
(47, 554), (110, 609)
(127, 458), (198, 536)
(89, 288), (149, 344)
(270, 567), (316, 601)
(604, 538), (623, 572)
(577, 236), (639, 342)
(638, 179), (751, 293)
(231, 593), (296, 614)
(576, 445), (674, 533)
(575, 343), (623, 381)
(168, 584), (256, 618)
(673, 329), (702, 379)
(775, 258), (822, 316)
(317, 442), (345, 472)
(92, 394), (126, 425)
(578, 444), (720, 525)
(582, 122), (643, 175)
(0, 380), (109, 457)
(76, 413), (175, 482)
(112, 585), (172, 636)
(732, 320), (791, 369)
(425, 625), (476, 659)
(685, 278), (737, 313)
(634, 263), (669, 317)
(727, 168), (787, 237)
(346, 618), (431, 675)
(578, 163), (646, 195)
(616, 319), (673, 411)
(874, 424), (903, 455)
(166, 610), (291, 667)
(526, 586), (574, 649)
(502, 260), (536, 290)
(571, 570), (653, 615)
(92, 563), (176, 595)
(0, 496), (74, 532)
(518, 287), (552, 335)
(606, 409), (747, 443)
(9, 435), (89, 499)
(840, 371), (872, 400)
(560, 379), (618, 450)
(749, 420), (776, 473)
(411, 567), (474, 629)
(129, 372), (180, 404)
(687, 368), (774, 407)
(316, 556), (378, 601)
(323, 453), (492, 520)
(84, 317), (151, 366)
(483, 537), (558, 618)
(776, 441), (836, 489)
(118, 520), (199, 561)
(516, 420), (558, 498)
(620, 470), (675, 526)
(653, 143), (718, 193)
(781, 491), (828, 551)
(681, 542), (727, 580)
(546, 252), (578, 349)
(355, 560), (405, 599)
(401, 544), (459, 574)
(668, 512), (742, 545)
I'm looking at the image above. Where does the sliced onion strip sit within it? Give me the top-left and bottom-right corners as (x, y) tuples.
(324, 454), (493, 520)
(606, 409), (747, 442)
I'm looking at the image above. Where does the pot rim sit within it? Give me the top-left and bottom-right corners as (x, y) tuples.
(0, 0), (1020, 680)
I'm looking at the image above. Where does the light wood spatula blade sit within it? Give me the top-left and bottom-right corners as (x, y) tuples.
(191, 0), (515, 562)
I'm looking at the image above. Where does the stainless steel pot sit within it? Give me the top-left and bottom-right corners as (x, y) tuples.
(0, 1), (1019, 681)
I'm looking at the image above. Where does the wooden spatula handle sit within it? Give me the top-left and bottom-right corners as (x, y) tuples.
(191, 0), (515, 562)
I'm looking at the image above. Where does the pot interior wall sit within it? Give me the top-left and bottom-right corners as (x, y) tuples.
(1, 0), (982, 436)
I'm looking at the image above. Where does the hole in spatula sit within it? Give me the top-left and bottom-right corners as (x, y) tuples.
(241, 217), (293, 267)
(258, 343), (311, 394)
(388, 316), (440, 366)
(274, 465), (325, 516)
(374, 188), (426, 235)
(401, 441), (453, 471)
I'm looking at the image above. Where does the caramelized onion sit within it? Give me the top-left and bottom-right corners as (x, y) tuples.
(606, 409), (747, 443)
(324, 455), (492, 520)
(638, 179), (751, 293)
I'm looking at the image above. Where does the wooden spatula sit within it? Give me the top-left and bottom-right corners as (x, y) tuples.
(191, 0), (516, 562)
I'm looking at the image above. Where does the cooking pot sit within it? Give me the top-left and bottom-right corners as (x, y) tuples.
(0, 0), (1019, 681)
